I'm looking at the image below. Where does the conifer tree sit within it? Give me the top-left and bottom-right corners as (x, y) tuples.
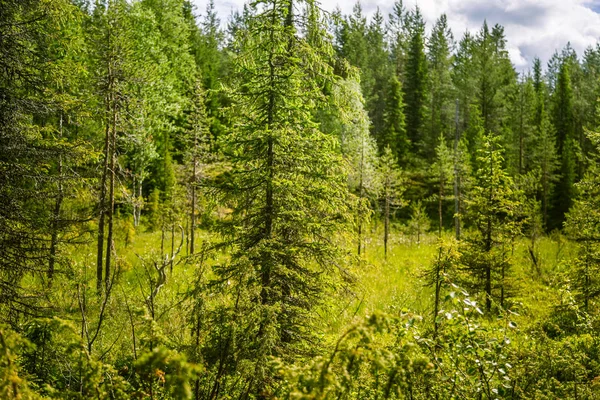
(531, 111), (559, 230)
(432, 134), (454, 236)
(185, 77), (212, 255)
(207, 1), (352, 396)
(550, 61), (576, 230)
(565, 130), (600, 311)
(473, 22), (515, 137)
(387, 0), (407, 77)
(382, 75), (409, 161)
(426, 14), (454, 155)
(407, 200), (430, 245)
(0, 0), (84, 314)
(91, 0), (133, 292)
(377, 146), (404, 258)
(461, 134), (524, 312)
(452, 32), (477, 133)
(365, 8), (391, 143)
(403, 7), (427, 154)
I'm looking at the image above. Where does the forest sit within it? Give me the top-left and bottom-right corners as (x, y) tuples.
(2, 0), (600, 398)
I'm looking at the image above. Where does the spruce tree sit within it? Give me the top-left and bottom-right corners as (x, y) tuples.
(461, 134), (524, 312)
(387, 0), (407, 78)
(550, 61), (576, 230)
(382, 75), (408, 161)
(365, 8), (391, 144)
(403, 6), (427, 155)
(432, 134), (454, 236)
(426, 14), (454, 156)
(378, 146), (404, 258)
(0, 0), (85, 316)
(207, 1), (351, 396)
(565, 130), (600, 311)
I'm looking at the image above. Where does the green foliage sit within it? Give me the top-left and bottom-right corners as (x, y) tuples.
(407, 200), (430, 244)
(550, 60), (577, 230)
(135, 346), (200, 399)
(403, 7), (428, 154)
(565, 130), (600, 310)
(382, 75), (408, 161)
(204, 0), (353, 395)
(5, 1), (600, 399)
(461, 134), (525, 312)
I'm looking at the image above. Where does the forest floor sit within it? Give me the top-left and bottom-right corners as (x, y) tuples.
(50, 223), (578, 356)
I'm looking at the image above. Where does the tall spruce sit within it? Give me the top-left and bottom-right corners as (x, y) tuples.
(550, 60), (576, 230)
(208, 1), (351, 396)
(382, 75), (408, 161)
(426, 14), (454, 156)
(565, 130), (600, 310)
(461, 134), (524, 312)
(403, 6), (427, 155)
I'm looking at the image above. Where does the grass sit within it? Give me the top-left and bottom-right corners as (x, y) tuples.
(44, 218), (575, 364)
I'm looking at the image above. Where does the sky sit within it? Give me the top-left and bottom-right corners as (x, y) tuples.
(194, 0), (600, 71)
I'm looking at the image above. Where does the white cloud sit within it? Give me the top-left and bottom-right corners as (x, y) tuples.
(194, 0), (600, 70)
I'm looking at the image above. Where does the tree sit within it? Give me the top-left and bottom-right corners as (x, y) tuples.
(206, 1), (352, 396)
(378, 146), (404, 258)
(431, 134), (454, 236)
(407, 200), (430, 245)
(337, 78), (381, 256)
(185, 77), (212, 255)
(365, 9), (392, 144)
(530, 111), (560, 229)
(403, 6), (428, 155)
(387, 0), (407, 78)
(461, 134), (524, 312)
(565, 130), (600, 311)
(426, 14), (454, 156)
(472, 22), (516, 137)
(91, 0), (133, 293)
(550, 60), (577, 230)
(382, 74), (408, 162)
(0, 0), (84, 317)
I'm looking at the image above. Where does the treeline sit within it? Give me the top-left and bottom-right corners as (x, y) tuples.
(2, 0), (600, 398)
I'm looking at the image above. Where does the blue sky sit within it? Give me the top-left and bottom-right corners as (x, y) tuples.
(194, 0), (600, 71)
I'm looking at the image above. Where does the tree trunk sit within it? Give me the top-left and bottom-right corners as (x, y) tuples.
(384, 184), (390, 259)
(190, 139), (197, 255)
(453, 99), (461, 240)
(96, 88), (111, 293)
(105, 89), (117, 291)
(49, 112), (64, 282)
